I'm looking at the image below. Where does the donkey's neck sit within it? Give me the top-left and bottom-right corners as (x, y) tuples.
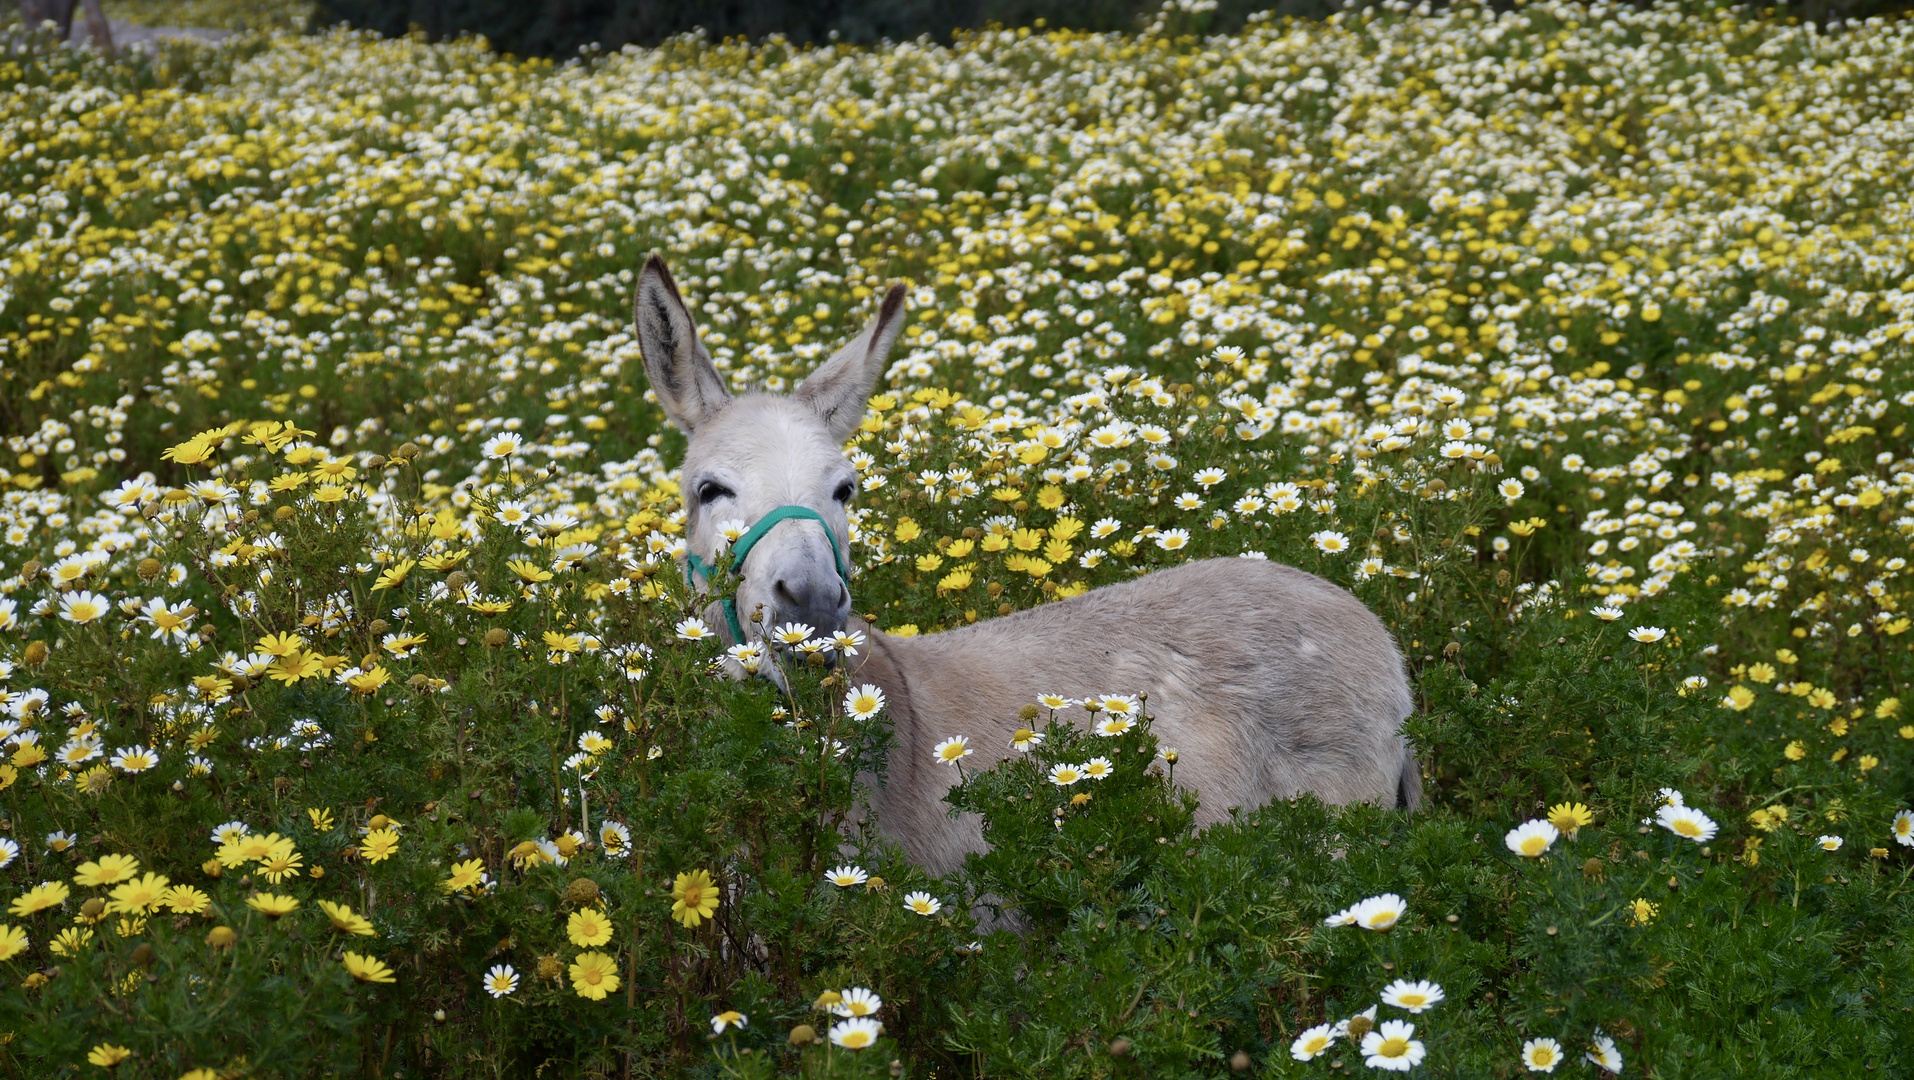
(847, 620), (917, 739)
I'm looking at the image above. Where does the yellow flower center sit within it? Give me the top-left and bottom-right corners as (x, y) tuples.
(1532, 1048), (1556, 1066)
(1521, 836), (1547, 856)
(1377, 1037), (1410, 1058)
(1399, 994), (1426, 1008)
(839, 1030), (873, 1048)
(1674, 819), (1702, 837)
(1304, 1036), (1330, 1054)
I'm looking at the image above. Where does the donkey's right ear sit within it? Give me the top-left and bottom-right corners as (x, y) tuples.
(633, 254), (730, 433)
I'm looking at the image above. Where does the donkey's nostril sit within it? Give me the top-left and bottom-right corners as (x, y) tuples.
(771, 576), (852, 637)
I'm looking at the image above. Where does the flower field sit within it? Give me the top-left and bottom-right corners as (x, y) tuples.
(2, 0), (1914, 1075)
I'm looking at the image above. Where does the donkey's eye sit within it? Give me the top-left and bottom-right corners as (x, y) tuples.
(833, 481), (855, 503)
(697, 481), (734, 506)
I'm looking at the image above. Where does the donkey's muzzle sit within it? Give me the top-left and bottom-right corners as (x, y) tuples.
(772, 575), (851, 641)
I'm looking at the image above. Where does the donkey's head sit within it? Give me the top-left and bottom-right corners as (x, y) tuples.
(633, 255), (907, 651)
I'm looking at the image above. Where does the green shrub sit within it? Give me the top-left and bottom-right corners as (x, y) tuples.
(0, 2), (1912, 1076)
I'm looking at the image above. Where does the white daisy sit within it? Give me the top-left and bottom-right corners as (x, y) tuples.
(1505, 819), (1560, 858)
(824, 865), (868, 888)
(1360, 1019), (1425, 1072)
(1655, 803), (1718, 843)
(1379, 978), (1445, 1014)
(1521, 1037), (1563, 1072)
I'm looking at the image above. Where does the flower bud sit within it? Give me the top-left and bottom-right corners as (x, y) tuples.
(23, 642), (48, 667)
(788, 1025), (816, 1046)
(484, 628), (510, 647)
(136, 558), (162, 580)
(369, 619), (390, 635)
(396, 443), (421, 460)
(1345, 1016), (1374, 1040)
(80, 898), (107, 920)
(19, 560), (40, 582)
(202, 859), (223, 878)
(536, 954), (564, 981)
(563, 878), (601, 906)
(206, 926), (237, 950)
(274, 505), (296, 522)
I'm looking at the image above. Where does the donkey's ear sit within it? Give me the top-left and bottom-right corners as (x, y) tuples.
(633, 254), (730, 433)
(794, 283), (908, 443)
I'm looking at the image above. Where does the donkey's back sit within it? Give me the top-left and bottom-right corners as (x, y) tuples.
(857, 557), (1418, 871)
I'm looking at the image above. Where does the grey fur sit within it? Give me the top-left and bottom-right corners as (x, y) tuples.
(633, 257), (1422, 876)
(846, 559), (1417, 874)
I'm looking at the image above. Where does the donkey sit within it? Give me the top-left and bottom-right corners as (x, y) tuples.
(633, 255), (1419, 875)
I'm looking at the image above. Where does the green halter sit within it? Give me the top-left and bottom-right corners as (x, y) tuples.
(682, 505), (852, 645)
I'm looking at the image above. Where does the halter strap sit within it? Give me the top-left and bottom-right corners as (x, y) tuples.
(683, 505), (851, 644)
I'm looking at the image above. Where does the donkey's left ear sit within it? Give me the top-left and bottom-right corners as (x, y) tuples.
(794, 284), (908, 443)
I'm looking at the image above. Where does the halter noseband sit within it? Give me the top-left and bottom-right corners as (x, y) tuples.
(682, 505), (852, 645)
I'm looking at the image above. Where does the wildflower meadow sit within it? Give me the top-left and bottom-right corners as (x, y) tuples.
(1, 0), (1913, 1075)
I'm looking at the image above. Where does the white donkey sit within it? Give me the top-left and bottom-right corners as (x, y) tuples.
(634, 255), (1419, 875)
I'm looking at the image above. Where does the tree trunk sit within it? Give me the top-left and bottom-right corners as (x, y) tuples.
(79, 0), (111, 53)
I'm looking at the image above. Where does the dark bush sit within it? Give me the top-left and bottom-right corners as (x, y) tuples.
(307, 0), (1343, 55)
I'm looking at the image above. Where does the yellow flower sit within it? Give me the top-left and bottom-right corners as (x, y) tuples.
(372, 559), (417, 591)
(670, 869), (720, 928)
(567, 907), (614, 947)
(244, 893), (301, 918)
(105, 873), (172, 916)
(267, 650), (325, 684)
(74, 854), (140, 887)
(162, 886), (212, 915)
(256, 631), (307, 657)
(346, 666), (391, 696)
(51, 926), (94, 957)
(343, 951), (397, 984)
(86, 1043), (133, 1067)
(10, 881), (70, 917)
(318, 900), (378, 937)
(569, 950), (621, 1000)
(507, 558), (554, 584)
(360, 828), (400, 863)
(442, 858), (487, 894)
(1626, 898), (1658, 926)
(543, 631), (584, 660)
(0, 925), (28, 961)
(1784, 740), (1807, 761)
(1546, 802), (1594, 838)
